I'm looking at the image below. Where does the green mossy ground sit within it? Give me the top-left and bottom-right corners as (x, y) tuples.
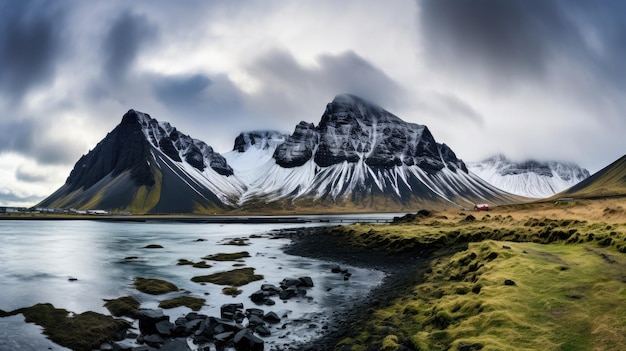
(103, 296), (140, 318)
(191, 267), (263, 286)
(332, 210), (626, 351)
(158, 296), (205, 311)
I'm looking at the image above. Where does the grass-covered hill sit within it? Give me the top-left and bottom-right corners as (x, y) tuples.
(326, 198), (626, 351)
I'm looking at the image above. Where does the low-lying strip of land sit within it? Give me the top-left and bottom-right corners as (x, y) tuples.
(289, 198), (626, 351)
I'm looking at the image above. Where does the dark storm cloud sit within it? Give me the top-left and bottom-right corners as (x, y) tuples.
(0, 1), (66, 101)
(154, 74), (212, 107)
(251, 50), (404, 110)
(0, 119), (81, 165)
(419, 0), (577, 83)
(15, 166), (48, 183)
(419, 0), (626, 88)
(102, 11), (157, 80)
(152, 73), (245, 117)
(0, 120), (36, 154)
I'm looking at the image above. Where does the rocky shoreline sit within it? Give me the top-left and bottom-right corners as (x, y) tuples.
(278, 226), (450, 351)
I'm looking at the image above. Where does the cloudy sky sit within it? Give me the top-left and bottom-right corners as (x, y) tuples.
(1, 0), (625, 206)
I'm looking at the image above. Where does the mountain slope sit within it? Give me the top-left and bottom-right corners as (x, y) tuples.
(228, 94), (523, 210)
(38, 110), (245, 213)
(468, 155), (590, 198)
(558, 154), (626, 198)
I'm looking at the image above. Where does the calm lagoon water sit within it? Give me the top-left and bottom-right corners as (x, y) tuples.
(0, 216), (398, 350)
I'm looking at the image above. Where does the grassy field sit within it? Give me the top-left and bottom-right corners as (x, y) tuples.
(332, 198), (626, 351)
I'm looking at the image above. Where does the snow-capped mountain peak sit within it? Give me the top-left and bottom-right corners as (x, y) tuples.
(468, 154), (590, 198)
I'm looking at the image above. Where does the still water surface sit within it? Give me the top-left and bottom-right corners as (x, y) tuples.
(0, 216), (398, 350)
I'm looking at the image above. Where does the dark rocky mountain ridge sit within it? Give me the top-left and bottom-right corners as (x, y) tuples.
(39, 95), (523, 213)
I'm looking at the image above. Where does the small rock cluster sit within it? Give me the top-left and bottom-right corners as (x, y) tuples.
(330, 265), (352, 281)
(105, 303), (283, 351)
(249, 276), (314, 305)
(98, 276), (322, 350)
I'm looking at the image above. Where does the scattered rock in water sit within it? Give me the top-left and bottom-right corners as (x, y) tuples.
(203, 251), (251, 261)
(234, 329), (264, 351)
(123, 256), (139, 261)
(144, 244), (164, 249)
(221, 238), (250, 246)
(502, 245), (511, 250)
(223, 286), (243, 297)
(68, 277), (78, 282)
(195, 238), (207, 242)
(177, 259), (194, 266)
(331, 265), (342, 273)
(135, 277), (179, 295)
(192, 261), (212, 269)
(159, 296), (206, 311)
(191, 268), (264, 287)
(138, 309), (169, 335)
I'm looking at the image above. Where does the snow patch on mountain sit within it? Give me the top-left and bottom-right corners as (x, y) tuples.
(468, 155), (590, 198)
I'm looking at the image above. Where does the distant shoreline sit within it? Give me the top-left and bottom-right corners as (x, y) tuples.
(0, 213), (395, 224)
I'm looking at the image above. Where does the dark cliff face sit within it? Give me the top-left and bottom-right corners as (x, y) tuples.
(136, 112), (233, 176)
(273, 94), (468, 173)
(64, 109), (235, 193)
(273, 122), (320, 168)
(65, 110), (155, 192)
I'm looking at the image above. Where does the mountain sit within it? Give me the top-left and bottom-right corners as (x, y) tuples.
(226, 94), (522, 211)
(39, 95), (523, 214)
(38, 110), (245, 213)
(467, 155), (590, 198)
(558, 154), (626, 198)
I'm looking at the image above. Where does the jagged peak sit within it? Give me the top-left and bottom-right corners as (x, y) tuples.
(121, 109), (154, 126)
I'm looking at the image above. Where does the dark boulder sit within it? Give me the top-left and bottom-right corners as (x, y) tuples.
(263, 311), (281, 324)
(160, 338), (192, 351)
(138, 309), (169, 335)
(221, 303), (244, 321)
(504, 279), (516, 286)
(233, 329), (264, 351)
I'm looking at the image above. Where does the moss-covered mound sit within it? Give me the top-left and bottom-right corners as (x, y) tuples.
(158, 296), (205, 311)
(12, 303), (128, 351)
(191, 267), (263, 286)
(222, 287), (243, 297)
(134, 277), (179, 295)
(338, 241), (626, 351)
(103, 296), (140, 318)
